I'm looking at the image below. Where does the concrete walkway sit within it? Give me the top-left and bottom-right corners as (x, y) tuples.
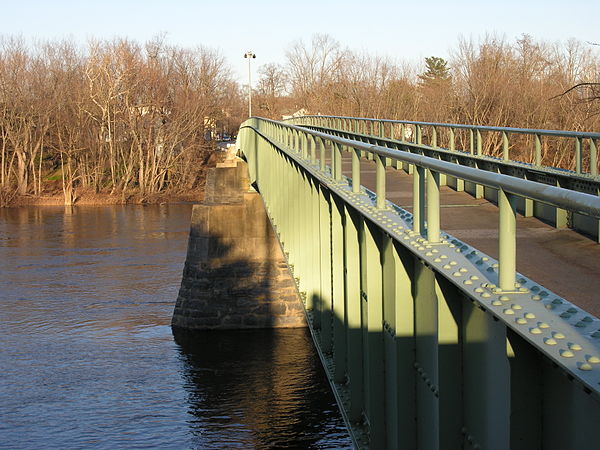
(342, 156), (600, 317)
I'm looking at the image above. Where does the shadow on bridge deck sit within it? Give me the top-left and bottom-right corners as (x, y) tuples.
(342, 156), (600, 316)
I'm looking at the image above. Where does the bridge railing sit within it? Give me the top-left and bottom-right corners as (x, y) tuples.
(288, 115), (600, 176)
(237, 117), (600, 449)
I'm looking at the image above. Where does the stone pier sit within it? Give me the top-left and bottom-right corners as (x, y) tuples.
(171, 156), (306, 330)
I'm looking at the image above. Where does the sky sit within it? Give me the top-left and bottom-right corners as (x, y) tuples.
(2, 0), (599, 86)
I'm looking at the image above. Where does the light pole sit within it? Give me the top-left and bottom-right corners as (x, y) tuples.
(244, 51), (256, 117)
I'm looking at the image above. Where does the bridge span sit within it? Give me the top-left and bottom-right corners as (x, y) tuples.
(236, 116), (600, 449)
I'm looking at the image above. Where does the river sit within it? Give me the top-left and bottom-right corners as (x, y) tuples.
(0, 204), (352, 449)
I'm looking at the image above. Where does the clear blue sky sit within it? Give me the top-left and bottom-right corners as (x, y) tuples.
(3, 0), (599, 84)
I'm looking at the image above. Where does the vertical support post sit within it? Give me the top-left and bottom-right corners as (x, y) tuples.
(499, 189), (517, 291)
(534, 134), (542, 166)
(591, 138), (597, 175)
(392, 242), (416, 449)
(426, 169), (441, 243)
(413, 165), (425, 235)
(476, 129), (483, 156)
(416, 125), (422, 145)
(462, 303), (510, 450)
(319, 187), (333, 353)
(432, 127), (437, 148)
(345, 207), (364, 422)
(470, 129), (475, 155)
(414, 260), (439, 450)
(502, 131), (509, 161)
(332, 196), (346, 384)
(319, 138), (326, 172)
(334, 143), (343, 181)
(449, 127), (455, 151)
(310, 135), (316, 165)
(352, 147), (361, 193)
(364, 221), (385, 449)
(376, 154), (386, 210)
(575, 137), (582, 174)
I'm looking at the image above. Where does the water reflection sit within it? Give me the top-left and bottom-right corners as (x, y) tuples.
(175, 329), (352, 449)
(0, 205), (351, 448)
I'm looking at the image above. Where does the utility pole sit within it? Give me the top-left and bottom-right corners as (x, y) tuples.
(244, 51), (256, 117)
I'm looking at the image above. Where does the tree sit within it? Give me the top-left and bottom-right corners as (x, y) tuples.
(418, 56), (451, 85)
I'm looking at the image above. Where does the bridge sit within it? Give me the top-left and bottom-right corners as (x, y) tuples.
(233, 116), (600, 449)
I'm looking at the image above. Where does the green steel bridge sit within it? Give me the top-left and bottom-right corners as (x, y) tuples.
(235, 116), (600, 450)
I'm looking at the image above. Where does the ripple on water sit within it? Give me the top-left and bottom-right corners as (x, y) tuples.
(0, 205), (352, 448)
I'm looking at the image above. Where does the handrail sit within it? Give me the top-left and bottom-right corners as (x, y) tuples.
(269, 119), (600, 219)
(247, 117), (600, 292)
(288, 115), (600, 175)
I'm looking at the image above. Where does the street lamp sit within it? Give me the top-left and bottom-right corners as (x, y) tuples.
(244, 51), (256, 117)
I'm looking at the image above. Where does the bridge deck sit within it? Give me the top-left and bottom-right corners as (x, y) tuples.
(342, 156), (600, 316)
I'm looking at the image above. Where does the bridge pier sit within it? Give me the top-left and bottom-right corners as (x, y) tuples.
(171, 157), (306, 330)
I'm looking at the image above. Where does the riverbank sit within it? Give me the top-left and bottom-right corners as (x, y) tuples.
(4, 190), (204, 207)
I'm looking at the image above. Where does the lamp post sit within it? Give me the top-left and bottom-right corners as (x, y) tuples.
(244, 51), (256, 117)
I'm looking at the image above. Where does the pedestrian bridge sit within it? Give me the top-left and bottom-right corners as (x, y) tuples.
(235, 116), (600, 449)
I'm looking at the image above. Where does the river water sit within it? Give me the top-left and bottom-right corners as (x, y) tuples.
(0, 204), (351, 449)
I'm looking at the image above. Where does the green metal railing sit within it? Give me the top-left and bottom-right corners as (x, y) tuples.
(237, 117), (600, 450)
(289, 115), (600, 176)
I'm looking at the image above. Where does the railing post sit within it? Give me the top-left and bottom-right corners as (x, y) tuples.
(449, 127), (455, 151)
(333, 143), (343, 181)
(413, 165), (425, 235)
(352, 147), (361, 193)
(376, 154), (386, 209)
(591, 138), (598, 176)
(498, 189), (517, 291)
(534, 133), (542, 166)
(470, 129), (475, 155)
(426, 169), (440, 243)
(476, 129), (483, 156)
(575, 137), (582, 174)
(502, 131), (509, 161)
(319, 138), (326, 172)
(431, 127), (437, 148)
(310, 135), (316, 165)
(416, 125), (422, 145)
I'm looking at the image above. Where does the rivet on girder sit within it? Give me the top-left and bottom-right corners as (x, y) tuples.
(531, 295), (542, 301)
(544, 338), (557, 345)
(512, 304), (523, 310)
(453, 272), (462, 277)
(470, 275), (479, 281)
(578, 363), (593, 371)
(504, 309), (515, 315)
(587, 356), (600, 364)
(475, 288), (484, 293)
(525, 312), (536, 319)
(481, 292), (491, 298)
(560, 349), (574, 357)
(553, 332), (566, 339)
(568, 343), (582, 351)
(492, 300), (502, 306)
(530, 327), (542, 334)
(552, 298), (563, 305)
(538, 322), (550, 329)
(499, 295), (510, 302)
(575, 321), (587, 328)
(516, 318), (527, 325)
